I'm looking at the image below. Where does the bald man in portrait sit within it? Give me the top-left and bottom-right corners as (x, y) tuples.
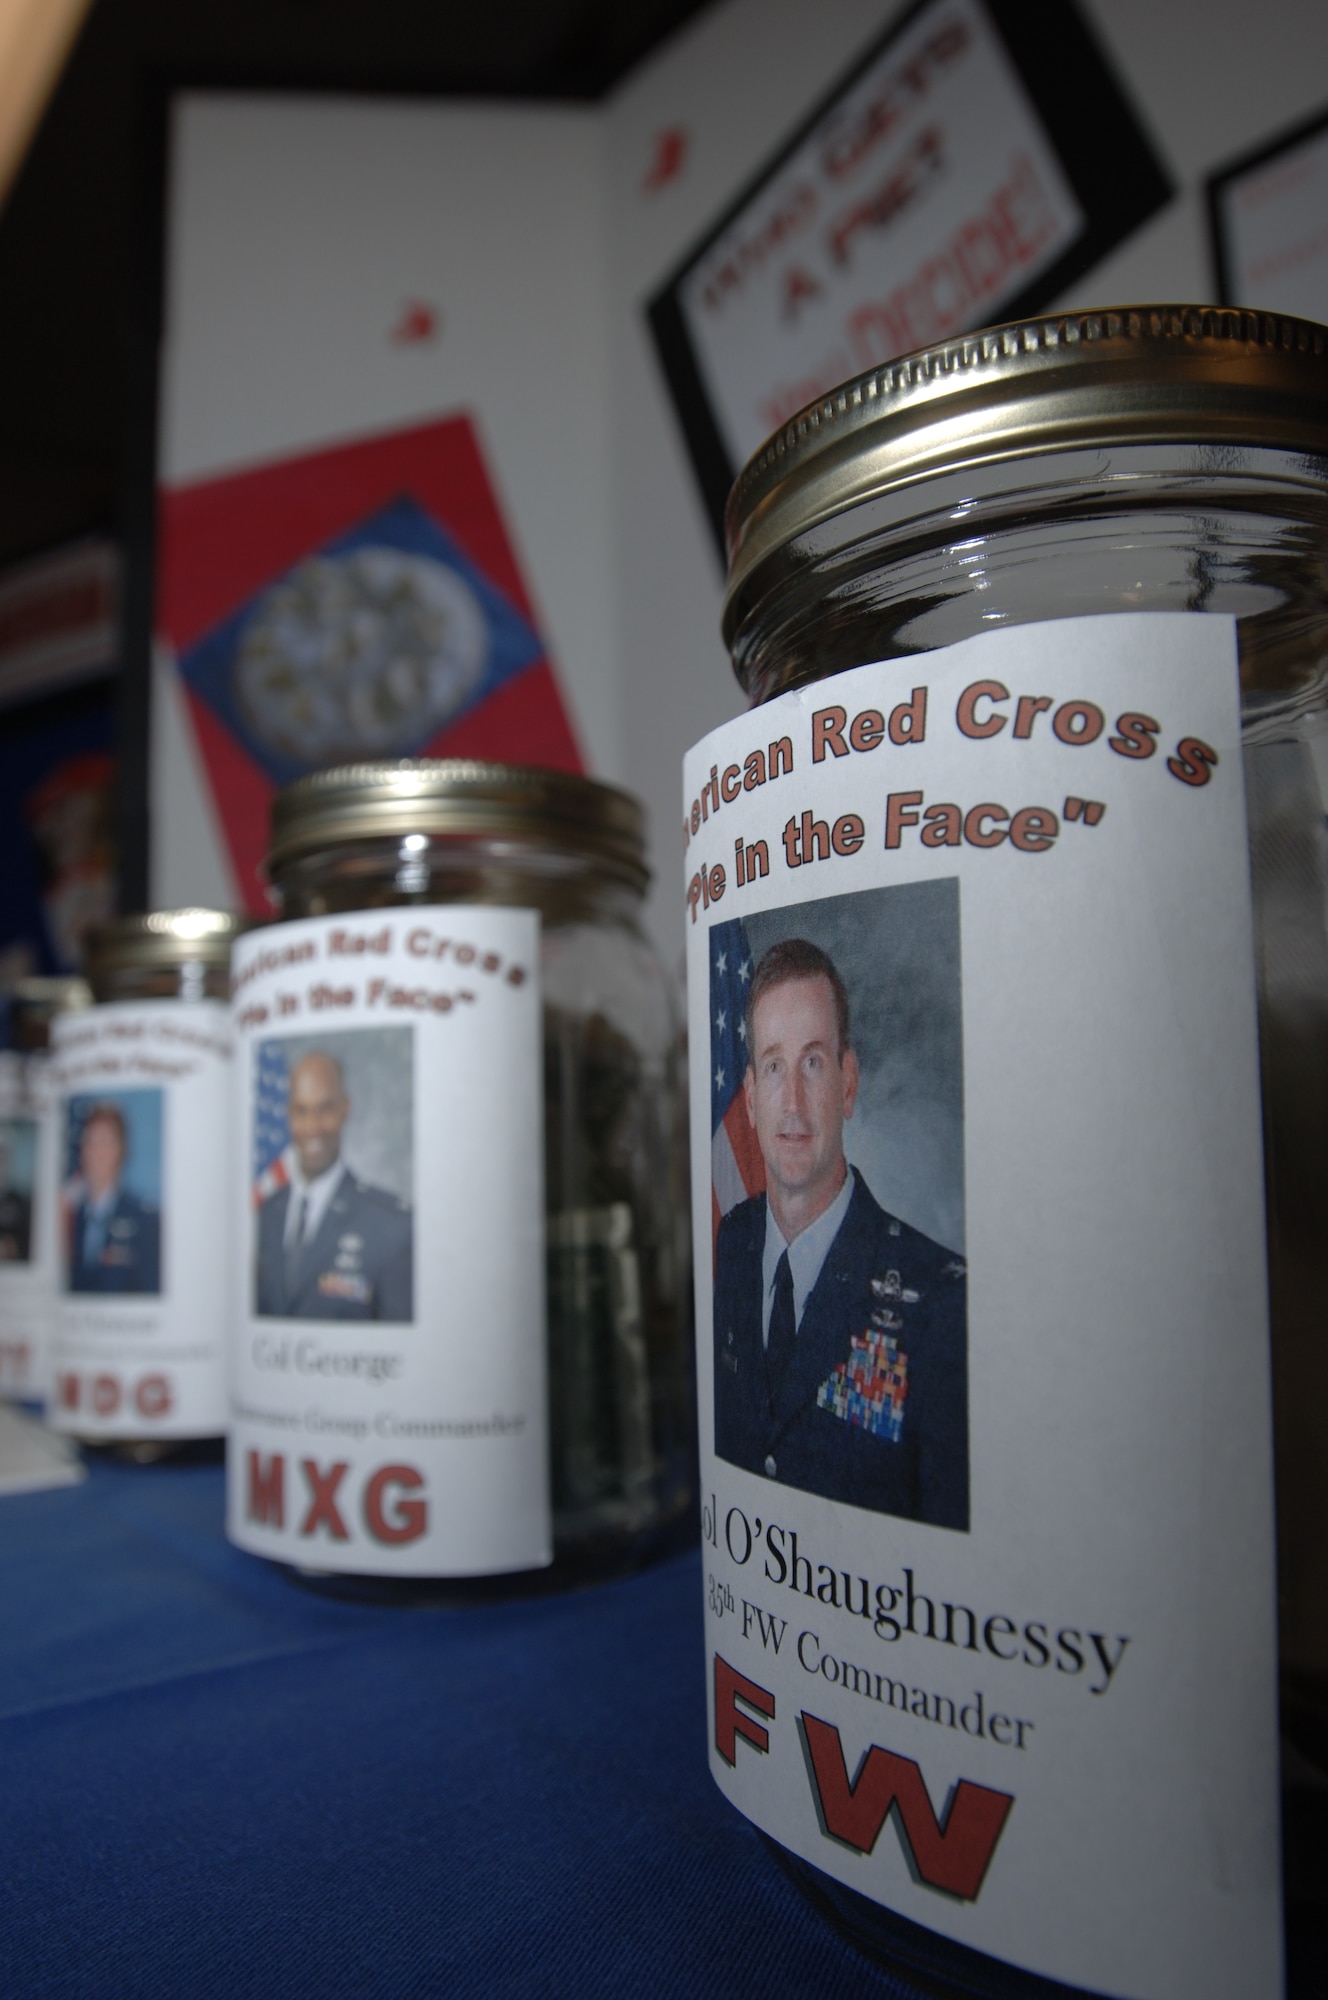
(713, 937), (967, 1531)
(255, 1051), (413, 1321)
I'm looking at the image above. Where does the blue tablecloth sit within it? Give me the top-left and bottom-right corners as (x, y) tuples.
(6, 1464), (1322, 1998)
(0, 1460), (936, 2000)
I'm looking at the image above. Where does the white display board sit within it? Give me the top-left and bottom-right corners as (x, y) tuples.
(150, 0), (1328, 965)
(153, 97), (613, 915)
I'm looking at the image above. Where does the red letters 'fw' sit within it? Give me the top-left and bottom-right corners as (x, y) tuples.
(800, 1712), (1013, 1901)
(714, 1654), (776, 1764)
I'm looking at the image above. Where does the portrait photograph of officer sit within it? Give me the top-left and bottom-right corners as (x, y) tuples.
(63, 1093), (163, 1295)
(253, 1028), (413, 1323)
(710, 882), (969, 1531)
(0, 1118), (37, 1263)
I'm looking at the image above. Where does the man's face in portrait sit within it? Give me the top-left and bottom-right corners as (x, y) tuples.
(288, 1056), (350, 1182)
(80, 1116), (124, 1203)
(744, 973), (859, 1226)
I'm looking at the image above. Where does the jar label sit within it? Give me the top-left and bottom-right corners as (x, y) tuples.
(49, 1001), (233, 1438)
(227, 907), (550, 1576)
(684, 614), (1280, 1997)
(0, 1052), (58, 1405)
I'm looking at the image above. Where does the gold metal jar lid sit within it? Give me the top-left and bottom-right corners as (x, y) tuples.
(84, 909), (246, 976)
(723, 305), (1328, 647)
(266, 759), (649, 888)
(11, 975), (93, 1014)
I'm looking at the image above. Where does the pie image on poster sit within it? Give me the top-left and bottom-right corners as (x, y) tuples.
(161, 416), (585, 909)
(234, 545), (489, 763)
(175, 491), (549, 789)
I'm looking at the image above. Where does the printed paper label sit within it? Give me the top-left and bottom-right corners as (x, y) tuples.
(684, 614), (1281, 1998)
(49, 1001), (233, 1438)
(0, 1052), (59, 1404)
(227, 907), (550, 1576)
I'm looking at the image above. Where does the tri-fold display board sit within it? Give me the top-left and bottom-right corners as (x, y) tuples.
(138, 4), (1328, 1991)
(146, 0), (1328, 955)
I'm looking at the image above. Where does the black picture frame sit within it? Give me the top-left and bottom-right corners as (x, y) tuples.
(1206, 99), (1328, 308)
(647, 0), (1173, 558)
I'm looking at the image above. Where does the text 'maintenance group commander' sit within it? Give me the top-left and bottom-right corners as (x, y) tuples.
(256, 1051), (413, 1322)
(713, 938), (968, 1530)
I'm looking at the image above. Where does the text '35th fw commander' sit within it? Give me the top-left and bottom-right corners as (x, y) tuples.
(713, 937), (968, 1530)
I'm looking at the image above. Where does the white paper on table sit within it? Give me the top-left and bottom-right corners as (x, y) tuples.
(0, 1402), (85, 1496)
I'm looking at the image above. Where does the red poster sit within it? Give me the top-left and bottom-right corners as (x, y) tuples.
(158, 413), (583, 911)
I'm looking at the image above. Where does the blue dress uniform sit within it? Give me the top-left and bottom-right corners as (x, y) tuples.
(69, 1190), (161, 1294)
(713, 1169), (968, 1531)
(256, 1173), (413, 1322)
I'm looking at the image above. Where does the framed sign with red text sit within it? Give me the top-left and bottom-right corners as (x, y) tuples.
(1208, 102), (1328, 323)
(647, 0), (1172, 549)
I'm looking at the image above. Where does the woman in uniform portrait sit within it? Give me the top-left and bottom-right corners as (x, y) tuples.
(66, 1100), (161, 1295)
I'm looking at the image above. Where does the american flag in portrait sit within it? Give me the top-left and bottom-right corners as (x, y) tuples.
(710, 917), (766, 1253)
(253, 1040), (293, 1207)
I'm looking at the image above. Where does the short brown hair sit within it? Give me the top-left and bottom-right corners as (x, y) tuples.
(80, 1102), (127, 1154)
(744, 938), (851, 1066)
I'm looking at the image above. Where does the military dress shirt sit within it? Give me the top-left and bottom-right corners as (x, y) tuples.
(68, 1187), (161, 1294)
(255, 1167), (413, 1322)
(713, 1168), (968, 1530)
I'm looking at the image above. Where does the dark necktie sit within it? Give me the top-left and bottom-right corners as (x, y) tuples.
(84, 1206), (108, 1268)
(766, 1249), (796, 1409)
(284, 1192), (308, 1305)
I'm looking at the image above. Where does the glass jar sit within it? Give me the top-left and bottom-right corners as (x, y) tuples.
(239, 759), (691, 1593)
(50, 910), (243, 1462)
(699, 307), (1328, 1998)
(8, 978), (94, 1052)
(0, 978), (91, 1407)
(85, 914), (236, 1007)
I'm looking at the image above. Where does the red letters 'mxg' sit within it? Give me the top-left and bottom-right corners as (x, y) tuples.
(247, 1450), (284, 1527)
(800, 1711), (1013, 1900)
(299, 1458), (350, 1541)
